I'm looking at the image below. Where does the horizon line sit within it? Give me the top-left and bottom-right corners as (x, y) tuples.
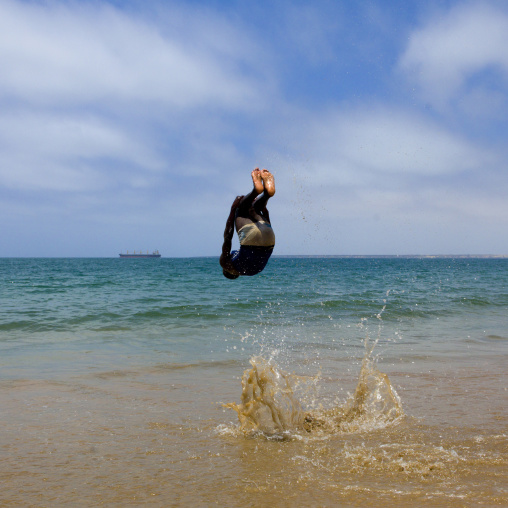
(1, 254), (508, 259)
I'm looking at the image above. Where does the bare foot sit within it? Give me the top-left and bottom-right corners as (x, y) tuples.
(251, 168), (264, 195)
(260, 169), (275, 197)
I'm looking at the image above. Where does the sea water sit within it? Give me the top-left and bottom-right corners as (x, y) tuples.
(0, 257), (507, 506)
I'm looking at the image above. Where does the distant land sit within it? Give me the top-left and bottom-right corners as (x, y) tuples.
(272, 254), (508, 259)
(1, 254), (507, 259)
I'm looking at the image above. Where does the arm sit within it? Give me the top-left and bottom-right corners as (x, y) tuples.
(219, 196), (243, 275)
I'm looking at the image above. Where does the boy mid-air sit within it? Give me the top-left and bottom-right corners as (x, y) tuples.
(220, 168), (276, 279)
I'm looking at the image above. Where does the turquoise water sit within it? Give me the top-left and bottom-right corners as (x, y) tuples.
(1, 257), (507, 506)
(1, 257), (506, 377)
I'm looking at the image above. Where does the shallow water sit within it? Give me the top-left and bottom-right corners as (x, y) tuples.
(1, 258), (507, 506)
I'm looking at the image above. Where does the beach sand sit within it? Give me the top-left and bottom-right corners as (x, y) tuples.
(1, 343), (506, 507)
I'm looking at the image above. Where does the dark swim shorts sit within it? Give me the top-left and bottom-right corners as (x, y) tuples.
(230, 245), (274, 276)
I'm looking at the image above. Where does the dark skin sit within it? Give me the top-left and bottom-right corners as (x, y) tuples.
(219, 196), (243, 277)
(220, 191), (272, 278)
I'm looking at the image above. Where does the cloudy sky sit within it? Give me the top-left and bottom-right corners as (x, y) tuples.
(1, 0), (507, 257)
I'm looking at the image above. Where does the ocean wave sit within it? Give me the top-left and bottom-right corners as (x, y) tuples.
(89, 358), (244, 380)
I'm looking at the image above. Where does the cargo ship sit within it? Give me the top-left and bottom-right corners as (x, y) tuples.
(119, 250), (161, 258)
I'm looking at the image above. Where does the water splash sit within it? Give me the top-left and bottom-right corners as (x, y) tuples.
(226, 338), (403, 437)
(225, 356), (305, 437)
(305, 353), (404, 434)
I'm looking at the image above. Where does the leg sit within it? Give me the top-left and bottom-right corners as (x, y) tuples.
(236, 169), (264, 230)
(261, 169), (275, 197)
(253, 193), (269, 214)
(236, 169), (263, 218)
(253, 169), (275, 216)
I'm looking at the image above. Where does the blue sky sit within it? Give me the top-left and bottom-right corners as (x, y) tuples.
(1, 0), (507, 257)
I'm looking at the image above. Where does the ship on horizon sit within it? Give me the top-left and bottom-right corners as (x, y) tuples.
(119, 250), (161, 258)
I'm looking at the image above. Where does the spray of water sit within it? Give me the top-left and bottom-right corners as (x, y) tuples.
(226, 307), (404, 438)
(225, 356), (305, 436)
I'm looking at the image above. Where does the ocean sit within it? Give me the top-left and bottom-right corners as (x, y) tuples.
(1, 257), (507, 506)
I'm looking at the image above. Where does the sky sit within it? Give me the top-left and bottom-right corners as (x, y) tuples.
(1, 0), (508, 257)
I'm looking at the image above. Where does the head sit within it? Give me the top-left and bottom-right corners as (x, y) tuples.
(223, 269), (239, 280)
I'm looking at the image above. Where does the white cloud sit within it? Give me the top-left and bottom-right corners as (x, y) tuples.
(1, 0), (507, 256)
(417, 186), (508, 222)
(264, 101), (507, 254)
(399, 2), (508, 111)
(0, 112), (163, 190)
(0, 0), (270, 195)
(288, 106), (495, 183)
(0, 0), (264, 110)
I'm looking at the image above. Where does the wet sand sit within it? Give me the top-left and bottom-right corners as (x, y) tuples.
(1, 343), (506, 507)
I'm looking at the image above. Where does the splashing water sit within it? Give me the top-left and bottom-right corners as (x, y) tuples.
(227, 338), (403, 437)
(225, 356), (305, 436)
(305, 353), (404, 434)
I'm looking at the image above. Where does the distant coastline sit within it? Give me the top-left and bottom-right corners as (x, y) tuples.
(272, 254), (508, 259)
(1, 254), (507, 259)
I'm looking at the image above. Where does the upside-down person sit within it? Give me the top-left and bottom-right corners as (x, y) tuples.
(220, 168), (276, 279)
